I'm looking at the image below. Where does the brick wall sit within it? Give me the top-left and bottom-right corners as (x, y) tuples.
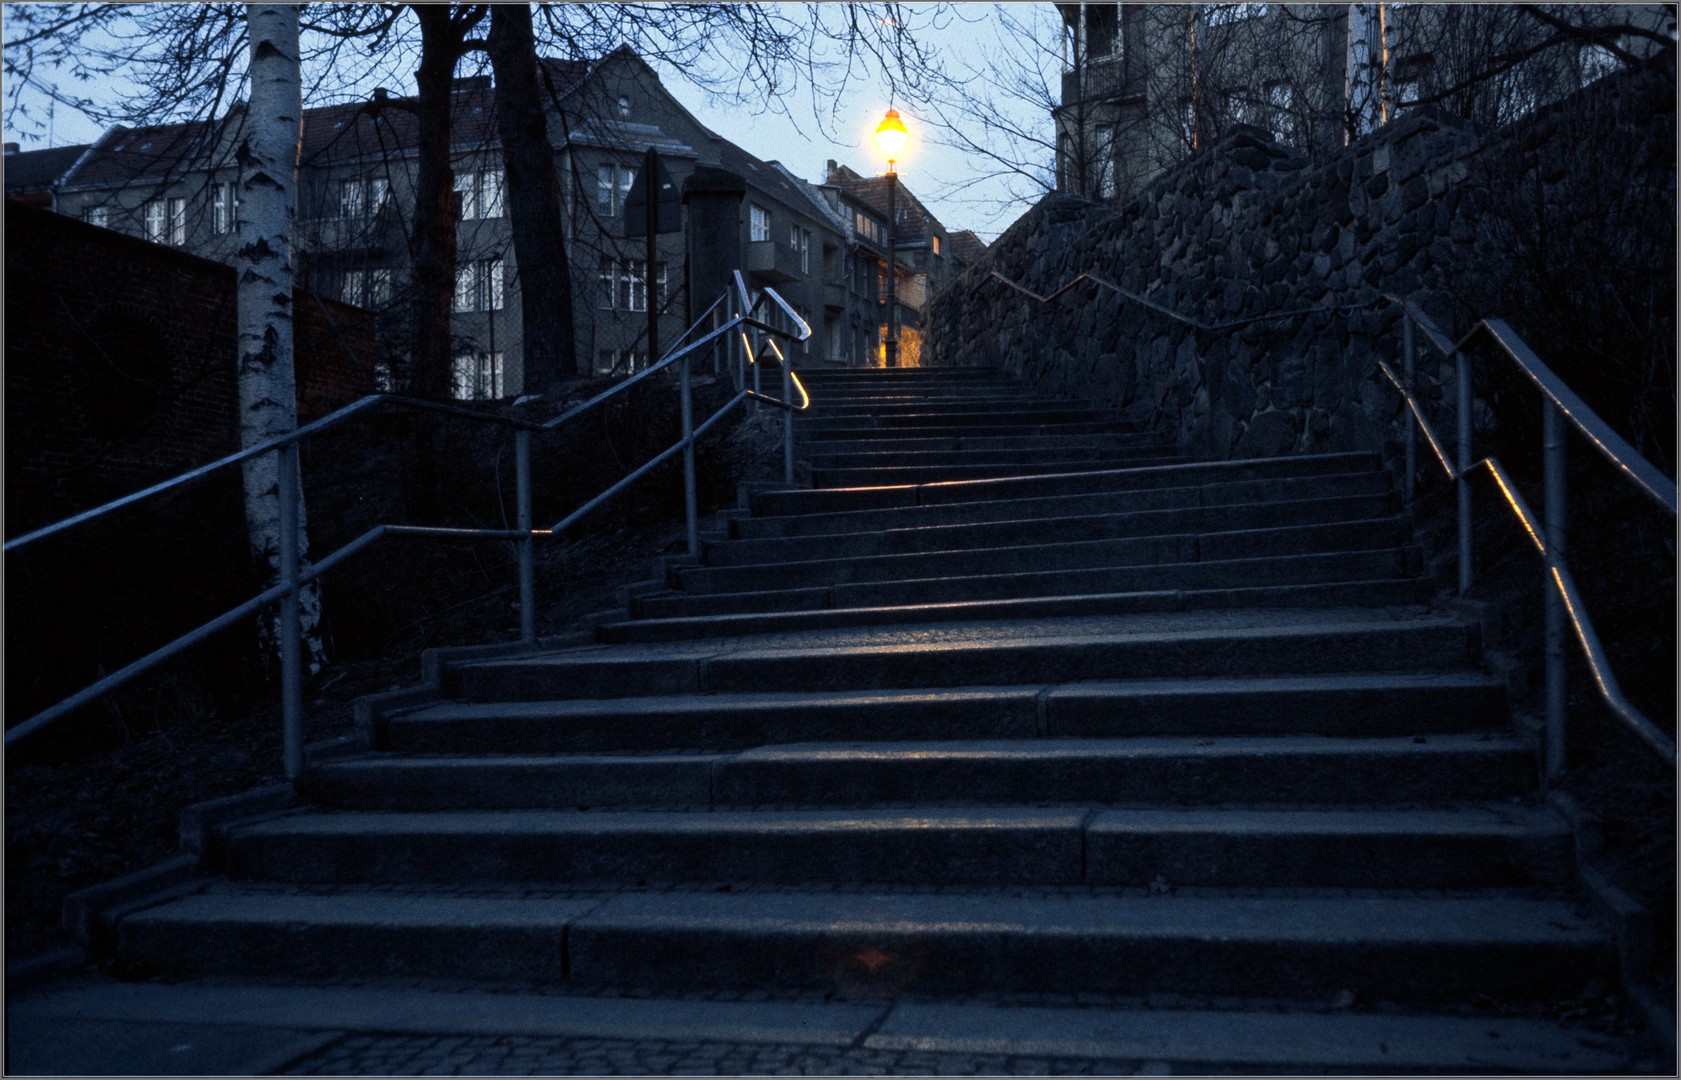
(4, 200), (391, 534)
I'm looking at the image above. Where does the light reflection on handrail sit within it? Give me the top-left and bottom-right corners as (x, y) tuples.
(1377, 359), (1676, 764)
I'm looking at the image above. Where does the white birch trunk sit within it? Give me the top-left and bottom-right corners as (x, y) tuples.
(1346, 3), (1385, 138)
(239, 3), (324, 672)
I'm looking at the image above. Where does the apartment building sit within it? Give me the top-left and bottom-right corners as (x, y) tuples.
(44, 48), (987, 395)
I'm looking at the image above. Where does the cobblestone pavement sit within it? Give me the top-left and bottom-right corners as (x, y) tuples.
(281, 1033), (1194, 1075)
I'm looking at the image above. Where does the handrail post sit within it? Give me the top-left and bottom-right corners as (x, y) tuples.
(1455, 349), (1474, 593)
(514, 428), (536, 646)
(1543, 400), (1567, 782)
(277, 442), (303, 785)
(782, 353), (795, 486)
(1402, 318), (1416, 506)
(681, 352), (699, 557)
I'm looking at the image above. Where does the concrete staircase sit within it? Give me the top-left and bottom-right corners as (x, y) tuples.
(93, 366), (1644, 1072)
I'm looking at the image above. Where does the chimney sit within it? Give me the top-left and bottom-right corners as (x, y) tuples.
(4, 143), (19, 155)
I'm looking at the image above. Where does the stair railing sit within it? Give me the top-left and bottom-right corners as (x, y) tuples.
(967, 267), (1676, 776)
(1379, 300), (1676, 778)
(4, 278), (811, 782)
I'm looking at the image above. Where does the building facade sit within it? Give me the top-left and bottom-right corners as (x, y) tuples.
(1054, 3), (1676, 203)
(42, 47), (986, 396)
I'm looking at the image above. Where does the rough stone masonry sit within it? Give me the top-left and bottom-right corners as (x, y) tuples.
(925, 53), (1676, 468)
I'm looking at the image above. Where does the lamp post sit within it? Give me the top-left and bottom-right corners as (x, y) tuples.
(874, 108), (908, 368)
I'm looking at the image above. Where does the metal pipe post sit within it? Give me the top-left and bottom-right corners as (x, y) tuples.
(277, 442), (303, 784)
(1455, 349), (1473, 594)
(782, 353), (795, 486)
(681, 354), (699, 556)
(1402, 318), (1416, 506)
(885, 169), (899, 368)
(515, 428), (536, 645)
(1543, 400), (1567, 782)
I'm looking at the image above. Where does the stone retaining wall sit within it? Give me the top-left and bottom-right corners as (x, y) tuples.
(926, 54), (1676, 465)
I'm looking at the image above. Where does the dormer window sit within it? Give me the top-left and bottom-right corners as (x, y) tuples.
(617, 95), (631, 118)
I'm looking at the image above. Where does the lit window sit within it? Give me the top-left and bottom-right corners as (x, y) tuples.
(750, 204), (771, 243)
(931, 235), (941, 256)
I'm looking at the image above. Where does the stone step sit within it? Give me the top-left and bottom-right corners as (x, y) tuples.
(706, 491), (1396, 567)
(654, 548), (1419, 618)
(219, 804), (1571, 889)
(794, 408), (1128, 435)
(112, 885), (1612, 1003)
(675, 517), (1411, 595)
(803, 444), (1180, 472)
(794, 420), (1134, 442)
(313, 734), (1537, 810)
(443, 611), (1478, 702)
(748, 452), (1384, 518)
(797, 366), (1003, 381)
(611, 577), (1436, 639)
(797, 431), (1172, 456)
(733, 469), (1393, 540)
(370, 671), (1505, 756)
(811, 455), (1193, 488)
(803, 396), (1095, 417)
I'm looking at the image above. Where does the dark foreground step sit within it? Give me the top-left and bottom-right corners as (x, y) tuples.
(114, 884), (1611, 1002)
(371, 671), (1505, 755)
(221, 803), (1572, 889)
(311, 734), (1537, 809)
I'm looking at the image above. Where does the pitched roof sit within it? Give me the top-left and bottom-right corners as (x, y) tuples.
(716, 140), (836, 227)
(824, 160), (944, 245)
(948, 228), (989, 266)
(3, 144), (92, 194)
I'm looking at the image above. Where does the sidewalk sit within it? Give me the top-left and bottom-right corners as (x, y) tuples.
(7, 965), (1650, 1075)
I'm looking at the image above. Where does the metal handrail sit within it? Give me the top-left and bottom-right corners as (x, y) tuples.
(6, 278), (812, 774)
(1377, 358), (1676, 765)
(963, 267), (1675, 774)
(972, 269), (1361, 334)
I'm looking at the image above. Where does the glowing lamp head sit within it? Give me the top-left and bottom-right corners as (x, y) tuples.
(874, 108), (909, 167)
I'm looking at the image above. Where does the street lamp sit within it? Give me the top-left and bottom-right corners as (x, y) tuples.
(875, 108), (908, 368)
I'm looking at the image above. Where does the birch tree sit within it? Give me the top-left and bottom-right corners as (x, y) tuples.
(238, 3), (324, 671)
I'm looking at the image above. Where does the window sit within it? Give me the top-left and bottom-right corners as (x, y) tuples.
(83, 206), (108, 229)
(931, 235), (941, 256)
(1226, 90), (1251, 127)
(342, 267), (393, 308)
(339, 177), (389, 219)
(455, 170), (503, 219)
(790, 224), (811, 274)
(1086, 3), (1118, 58)
(853, 210), (882, 245)
(1265, 81), (1296, 143)
(144, 197), (185, 245)
(212, 181), (238, 234)
(1096, 123), (1117, 197)
(750, 204), (771, 243)
(1391, 79), (1421, 117)
(598, 348), (650, 374)
(597, 258), (668, 312)
(451, 351), (504, 400)
(597, 163), (636, 216)
(453, 258), (505, 312)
